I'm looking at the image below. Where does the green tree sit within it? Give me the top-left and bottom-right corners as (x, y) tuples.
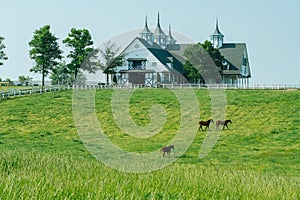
(63, 28), (97, 82)
(0, 35), (8, 66)
(99, 41), (124, 84)
(29, 25), (63, 89)
(50, 61), (71, 85)
(183, 41), (224, 84)
(200, 40), (224, 69)
(183, 61), (203, 84)
(18, 75), (32, 86)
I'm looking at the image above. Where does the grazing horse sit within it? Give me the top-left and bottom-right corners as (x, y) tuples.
(216, 120), (232, 130)
(198, 119), (214, 131)
(160, 145), (174, 157)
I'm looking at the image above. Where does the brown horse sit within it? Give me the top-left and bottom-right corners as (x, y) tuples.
(160, 145), (174, 157)
(216, 120), (232, 130)
(198, 119), (214, 131)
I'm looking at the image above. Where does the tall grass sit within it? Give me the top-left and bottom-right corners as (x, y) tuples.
(0, 151), (299, 199)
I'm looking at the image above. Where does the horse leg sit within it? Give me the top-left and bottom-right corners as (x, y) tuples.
(226, 124), (229, 130)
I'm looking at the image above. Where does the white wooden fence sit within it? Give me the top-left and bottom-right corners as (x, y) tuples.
(0, 86), (67, 100)
(1, 83), (299, 100)
(71, 83), (300, 90)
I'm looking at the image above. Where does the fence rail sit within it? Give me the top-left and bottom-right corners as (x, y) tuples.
(1, 86), (67, 100)
(1, 83), (299, 100)
(71, 83), (300, 90)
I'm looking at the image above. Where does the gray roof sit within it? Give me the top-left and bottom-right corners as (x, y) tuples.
(167, 42), (251, 77)
(165, 43), (193, 57)
(120, 36), (251, 78)
(219, 43), (251, 77)
(123, 37), (185, 73)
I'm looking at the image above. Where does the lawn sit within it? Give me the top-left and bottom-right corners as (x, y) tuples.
(0, 88), (299, 199)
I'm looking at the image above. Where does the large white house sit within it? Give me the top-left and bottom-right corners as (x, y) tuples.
(106, 14), (251, 87)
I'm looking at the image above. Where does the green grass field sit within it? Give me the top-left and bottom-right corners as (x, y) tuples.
(0, 89), (299, 199)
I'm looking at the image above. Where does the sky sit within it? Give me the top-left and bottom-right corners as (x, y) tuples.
(0, 0), (299, 85)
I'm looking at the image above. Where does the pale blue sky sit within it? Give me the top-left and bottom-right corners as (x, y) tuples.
(0, 0), (299, 84)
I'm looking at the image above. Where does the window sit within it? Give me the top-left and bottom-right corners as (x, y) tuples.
(122, 73), (128, 79)
(128, 61), (133, 70)
(141, 61), (146, 69)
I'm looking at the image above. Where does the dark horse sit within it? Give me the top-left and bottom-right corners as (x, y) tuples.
(160, 145), (174, 157)
(198, 119), (214, 131)
(216, 120), (232, 130)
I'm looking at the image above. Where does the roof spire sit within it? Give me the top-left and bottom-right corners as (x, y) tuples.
(210, 18), (224, 48)
(139, 14), (153, 45)
(140, 14), (152, 34)
(154, 12), (166, 36)
(145, 14), (148, 27)
(213, 18), (223, 35)
(167, 23), (176, 45)
(157, 12), (161, 28)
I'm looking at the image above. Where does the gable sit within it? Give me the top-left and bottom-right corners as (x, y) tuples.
(219, 43), (251, 77)
(119, 37), (184, 73)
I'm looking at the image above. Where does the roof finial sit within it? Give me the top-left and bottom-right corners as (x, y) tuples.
(157, 12), (161, 28)
(213, 18), (223, 35)
(167, 23), (176, 44)
(145, 14), (148, 27)
(168, 24), (172, 37)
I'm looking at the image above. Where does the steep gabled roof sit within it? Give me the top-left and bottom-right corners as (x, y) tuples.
(219, 43), (251, 77)
(166, 43), (194, 58)
(120, 37), (185, 73)
(147, 47), (184, 73)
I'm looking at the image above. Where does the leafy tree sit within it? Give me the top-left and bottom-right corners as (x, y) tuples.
(63, 28), (98, 82)
(29, 25), (63, 89)
(50, 61), (71, 85)
(183, 41), (224, 84)
(183, 61), (203, 84)
(99, 41), (124, 84)
(0, 35), (8, 66)
(200, 40), (224, 69)
(18, 75), (32, 86)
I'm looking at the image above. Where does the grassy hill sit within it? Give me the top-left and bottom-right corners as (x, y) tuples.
(0, 89), (299, 199)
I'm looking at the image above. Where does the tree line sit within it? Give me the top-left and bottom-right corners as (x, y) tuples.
(28, 25), (97, 89)
(0, 25), (122, 89)
(0, 25), (224, 87)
